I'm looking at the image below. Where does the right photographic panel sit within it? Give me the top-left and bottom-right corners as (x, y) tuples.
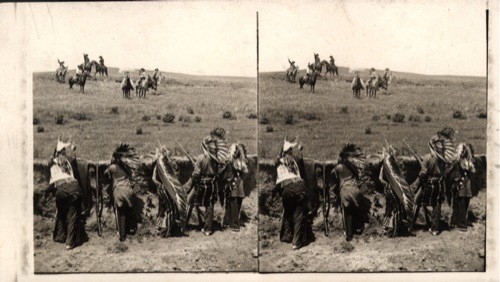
(258, 1), (488, 273)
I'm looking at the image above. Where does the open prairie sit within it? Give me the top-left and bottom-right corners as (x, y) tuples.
(258, 67), (487, 272)
(33, 68), (258, 272)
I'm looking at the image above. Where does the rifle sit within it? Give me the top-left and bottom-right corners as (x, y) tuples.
(90, 162), (103, 237)
(403, 139), (423, 166)
(174, 139), (196, 166)
(322, 164), (330, 236)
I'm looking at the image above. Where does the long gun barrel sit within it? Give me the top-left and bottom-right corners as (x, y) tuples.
(174, 139), (196, 166)
(403, 139), (423, 166)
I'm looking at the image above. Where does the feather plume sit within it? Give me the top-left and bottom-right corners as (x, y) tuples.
(338, 143), (366, 178)
(112, 143), (141, 179)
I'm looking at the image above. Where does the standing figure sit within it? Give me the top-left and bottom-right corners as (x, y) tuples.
(185, 128), (229, 236)
(411, 127), (456, 235)
(222, 143), (250, 232)
(447, 143), (476, 231)
(49, 137), (84, 250)
(274, 136), (311, 250)
(330, 144), (367, 241)
(105, 144), (141, 241)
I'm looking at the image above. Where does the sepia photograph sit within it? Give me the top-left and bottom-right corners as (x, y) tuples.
(257, 1), (489, 273)
(29, 2), (258, 273)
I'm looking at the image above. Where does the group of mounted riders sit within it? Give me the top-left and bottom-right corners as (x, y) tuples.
(55, 53), (107, 93)
(48, 127), (253, 250)
(285, 53), (395, 96)
(120, 68), (164, 99)
(273, 127), (478, 250)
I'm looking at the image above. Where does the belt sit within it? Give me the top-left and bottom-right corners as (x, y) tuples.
(280, 177), (303, 187)
(53, 178), (77, 188)
(200, 176), (216, 182)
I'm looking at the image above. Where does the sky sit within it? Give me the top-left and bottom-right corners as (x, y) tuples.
(26, 1), (487, 77)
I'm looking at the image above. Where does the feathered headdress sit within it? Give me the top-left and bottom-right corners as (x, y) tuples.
(428, 127), (456, 164)
(202, 136), (229, 164)
(112, 143), (141, 178)
(338, 143), (366, 179)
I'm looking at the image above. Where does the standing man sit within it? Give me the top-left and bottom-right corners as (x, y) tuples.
(411, 128), (455, 235)
(274, 136), (310, 250)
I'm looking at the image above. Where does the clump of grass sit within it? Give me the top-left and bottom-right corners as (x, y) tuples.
(365, 127), (372, 134)
(341, 106), (349, 114)
(476, 109), (487, 119)
(266, 126), (274, 132)
(416, 106), (425, 114)
(408, 115), (421, 122)
(107, 242), (128, 253)
(222, 111), (236, 120)
(391, 113), (405, 123)
(33, 117), (40, 125)
(372, 115), (380, 121)
(156, 114), (161, 120)
(72, 112), (92, 121)
(425, 116), (432, 122)
(284, 114), (295, 125)
(110, 106), (119, 115)
(386, 114), (391, 120)
(303, 112), (320, 121)
(259, 116), (270, 125)
(247, 113), (258, 119)
(186, 107), (194, 115)
(55, 115), (64, 125)
(194, 116), (202, 122)
(142, 115), (151, 122)
(162, 113), (176, 123)
(37, 126), (45, 133)
(136, 127), (143, 135)
(452, 110), (467, 119)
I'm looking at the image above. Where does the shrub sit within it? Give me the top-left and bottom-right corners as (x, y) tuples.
(179, 115), (191, 123)
(72, 112), (92, 121)
(364, 127), (372, 134)
(416, 106), (425, 114)
(266, 126), (274, 132)
(477, 109), (487, 119)
(55, 115), (64, 125)
(386, 114), (391, 120)
(194, 116), (202, 122)
(33, 117), (40, 125)
(372, 115), (380, 121)
(452, 110), (466, 119)
(424, 116), (432, 122)
(136, 127), (143, 135)
(156, 114), (161, 120)
(37, 126), (45, 133)
(142, 115), (151, 122)
(284, 114), (295, 125)
(341, 106), (349, 114)
(391, 113), (405, 123)
(110, 106), (119, 115)
(408, 115), (421, 122)
(222, 111), (236, 120)
(247, 113), (258, 119)
(162, 113), (175, 123)
(259, 116), (270, 125)
(186, 107), (194, 115)
(303, 112), (320, 121)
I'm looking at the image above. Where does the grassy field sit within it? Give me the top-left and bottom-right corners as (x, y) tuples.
(33, 68), (257, 161)
(258, 67), (487, 160)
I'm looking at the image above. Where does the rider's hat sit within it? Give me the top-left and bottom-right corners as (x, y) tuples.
(140, 68), (145, 72)
(155, 68), (159, 71)
(385, 68), (389, 71)
(370, 68), (376, 72)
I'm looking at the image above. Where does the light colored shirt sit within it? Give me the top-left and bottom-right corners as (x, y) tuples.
(49, 159), (74, 184)
(276, 158), (301, 184)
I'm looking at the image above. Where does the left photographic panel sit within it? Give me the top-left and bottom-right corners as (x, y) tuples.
(31, 2), (257, 273)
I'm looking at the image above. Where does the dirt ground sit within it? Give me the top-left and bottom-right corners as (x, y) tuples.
(34, 192), (258, 273)
(258, 190), (486, 273)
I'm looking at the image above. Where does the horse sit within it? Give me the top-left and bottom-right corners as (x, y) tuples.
(136, 75), (157, 99)
(69, 70), (91, 93)
(351, 75), (364, 98)
(299, 70), (320, 93)
(55, 66), (68, 83)
(320, 60), (339, 77)
(90, 60), (108, 76)
(286, 66), (299, 83)
(121, 76), (134, 99)
(366, 75), (383, 98)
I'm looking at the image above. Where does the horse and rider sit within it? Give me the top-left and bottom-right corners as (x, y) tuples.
(56, 59), (68, 83)
(286, 59), (299, 83)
